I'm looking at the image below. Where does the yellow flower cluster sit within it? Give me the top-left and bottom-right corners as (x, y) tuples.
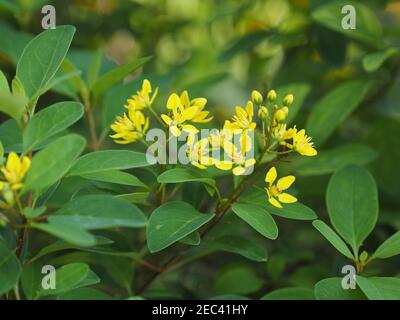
(161, 90), (213, 137)
(110, 80), (318, 208)
(0, 152), (30, 204)
(110, 80), (157, 144)
(263, 90), (317, 157)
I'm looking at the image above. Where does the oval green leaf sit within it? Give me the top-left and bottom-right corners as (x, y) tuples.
(327, 165), (378, 253)
(16, 26), (76, 99)
(50, 194), (147, 230)
(23, 101), (84, 152)
(372, 231), (400, 260)
(67, 150), (155, 176)
(312, 220), (354, 259)
(0, 238), (22, 295)
(357, 276), (400, 300)
(147, 201), (214, 253)
(232, 203), (278, 240)
(23, 134), (86, 193)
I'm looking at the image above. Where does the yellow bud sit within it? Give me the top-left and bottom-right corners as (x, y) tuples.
(282, 106), (289, 116)
(251, 90), (263, 105)
(258, 106), (268, 120)
(275, 109), (287, 122)
(267, 90), (277, 102)
(283, 94), (294, 106)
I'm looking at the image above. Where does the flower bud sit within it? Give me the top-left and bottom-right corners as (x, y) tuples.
(251, 90), (263, 105)
(360, 251), (368, 263)
(283, 94), (294, 106)
(258, 106), (268, 120)
(267, 90), (277, 102)
(275, 109), (287, 122)
(282, 106), (289, 116)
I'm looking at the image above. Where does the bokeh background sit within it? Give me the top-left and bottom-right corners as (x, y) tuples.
(0, 0), (399, 299)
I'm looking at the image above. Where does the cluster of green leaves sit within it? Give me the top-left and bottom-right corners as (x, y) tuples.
(0, 0), (399, 300)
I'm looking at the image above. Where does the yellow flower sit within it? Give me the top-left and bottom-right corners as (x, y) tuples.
(214, 132), (256, 176)
(126, 79), (158, 111)
(0, 152), (31, 191)
(180, 91), (213, 123)
(224, 101), (256, 132)
(283, 126), (317, 156)
(161, 91), (209, 137)
(264, 166), (297, 208)
(110, 109), (149, 144)
(187, 137), (215, 170)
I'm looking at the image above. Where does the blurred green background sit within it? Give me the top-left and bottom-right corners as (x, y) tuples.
(0, 0), (399, 299)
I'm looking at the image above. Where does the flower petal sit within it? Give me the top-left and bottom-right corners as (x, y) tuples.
(268, 197), (282, 208)
(161, 114), (173, 125)
(232, 166), (245, 176)
(265, 167), (277, 185)
(277, 193), (297, 203)
(277, 175), (295, 190)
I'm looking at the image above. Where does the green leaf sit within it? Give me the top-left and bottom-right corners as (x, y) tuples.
(0, 91), (28, 122)
(31, 221), (96, 247)
(363, 48), (399, 73)
(179, 232), (201, 246)
(23, 134), (86, 193)
(23, 101), (84, 152)
(372, 231), (400, 259)
(67, 150), (155, 176)
(21, 262), (42, 300)
(16, 26), (76, 99)
(158, 168), (217, 196)
(357, 276), (400, 300)
(209, 235), (268, 262)
(0, 238), (22, 295)
(314, 277), (366, 300)
(116, 192), (150, 205)
(31, 236), (113, 262)
(312, 1), (383, 47)
(293, 144), (377, 176)
(232, 203), (278, 240)
(92, 56), (151, 97)
(0, 69), (10, 93)
(80, 170), (146, 188)
(327, 165), (378, 253)
(23, 206), (46, 219)
(276, 83), (311, 125)
(147, 201), (214, 253)
(0, 119), (22, 152)
(214, 265), (263, 295)
(267, 202), (317, 220)
(36, 263), (99, 298)
(16, 26), (74, 97)
(312, 220), (354, 259)
(50, 195), (147, 230)
(307, 81), (369, 145)
(261, 287), (315, 300)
